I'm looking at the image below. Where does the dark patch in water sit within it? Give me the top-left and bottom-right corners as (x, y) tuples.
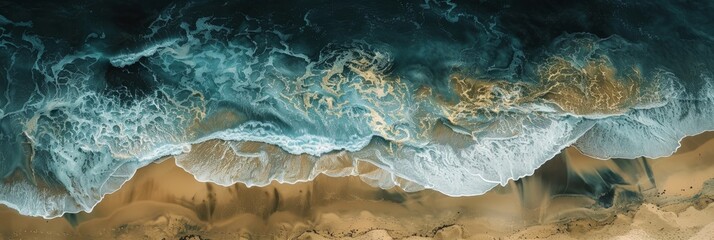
(104, 60), (155, 102)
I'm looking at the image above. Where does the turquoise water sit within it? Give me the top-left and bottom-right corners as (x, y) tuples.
(1, 0), (714, 218)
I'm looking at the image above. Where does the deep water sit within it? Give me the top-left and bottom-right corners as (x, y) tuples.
(1, 0), (714, 218)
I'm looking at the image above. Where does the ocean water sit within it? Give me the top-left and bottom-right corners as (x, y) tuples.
(1, 0), (714, 218)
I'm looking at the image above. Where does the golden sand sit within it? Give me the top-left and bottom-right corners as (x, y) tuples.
(1, 132), (713, 239)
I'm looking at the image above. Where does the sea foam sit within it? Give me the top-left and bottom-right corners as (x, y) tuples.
(2, 1), (714, 219)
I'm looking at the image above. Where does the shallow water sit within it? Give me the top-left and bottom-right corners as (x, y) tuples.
(2, 132), (714, 239)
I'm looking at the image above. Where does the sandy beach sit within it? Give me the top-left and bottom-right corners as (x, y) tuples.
(1, 132), (713, 239)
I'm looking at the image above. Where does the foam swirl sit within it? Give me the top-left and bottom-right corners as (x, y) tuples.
(1, 0), (714, 218)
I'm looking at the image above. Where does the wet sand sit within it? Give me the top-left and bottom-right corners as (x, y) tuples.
(1, 132), (714, 239)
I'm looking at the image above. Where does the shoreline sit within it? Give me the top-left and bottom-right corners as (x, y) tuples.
(0, 132), (713, 239)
